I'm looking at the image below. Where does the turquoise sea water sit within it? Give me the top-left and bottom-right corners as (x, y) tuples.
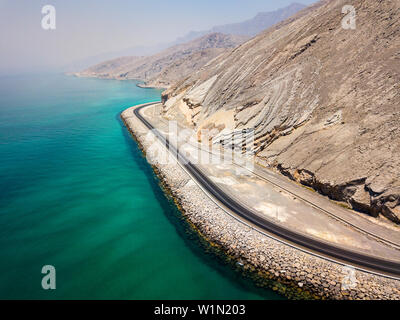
(0, 74), (281, 299)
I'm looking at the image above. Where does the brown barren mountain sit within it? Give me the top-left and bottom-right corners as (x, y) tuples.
(75, 33), (248, 88)
(162, 0), (400, 225)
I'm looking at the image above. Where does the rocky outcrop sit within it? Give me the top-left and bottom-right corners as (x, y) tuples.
(139, 48), (228, 89)
(162, 0), (400, 225)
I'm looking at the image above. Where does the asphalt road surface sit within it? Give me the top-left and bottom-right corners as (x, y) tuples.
(132, 102), (400, 278)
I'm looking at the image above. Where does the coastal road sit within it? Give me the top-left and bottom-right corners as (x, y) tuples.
(132, 102), (400, 278)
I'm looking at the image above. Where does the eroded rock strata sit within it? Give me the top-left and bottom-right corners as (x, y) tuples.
(162, 0), (400, 225)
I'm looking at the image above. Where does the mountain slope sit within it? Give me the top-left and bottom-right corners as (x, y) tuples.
(162, 0), (400, 225)
(69, 3), (306, 73)
(76, 4), (307, 88)
(75, 33), (248, 88)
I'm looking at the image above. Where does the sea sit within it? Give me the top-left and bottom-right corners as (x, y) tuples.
(0, 73), (282, 299)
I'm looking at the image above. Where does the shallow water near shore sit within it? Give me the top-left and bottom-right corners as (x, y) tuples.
(0, 73), (282, 299)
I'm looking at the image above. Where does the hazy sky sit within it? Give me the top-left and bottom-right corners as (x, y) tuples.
(0, 0), (317, 74)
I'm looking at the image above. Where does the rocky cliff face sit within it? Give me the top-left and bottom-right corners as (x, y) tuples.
(162, 0), (400, 225)
(75, 33), (248, 88)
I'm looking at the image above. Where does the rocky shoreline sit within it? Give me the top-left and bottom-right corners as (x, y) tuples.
(136, 82), (166, 90)
(121, 104), (400, 300)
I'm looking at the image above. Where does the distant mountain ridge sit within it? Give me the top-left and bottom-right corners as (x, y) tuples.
(75, 3), (307, 88)
(175, 3), (306, 43)
(74, 33), (248, 88)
